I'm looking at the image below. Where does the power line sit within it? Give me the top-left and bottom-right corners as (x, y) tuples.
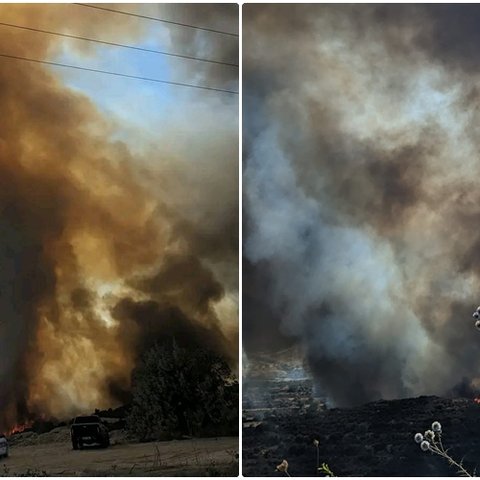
(0, 52), (238, 95)
(74, 3), (239, 38)
(0, 21), (238, 68)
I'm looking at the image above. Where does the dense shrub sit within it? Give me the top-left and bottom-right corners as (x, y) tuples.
(127, 342), (238, 440)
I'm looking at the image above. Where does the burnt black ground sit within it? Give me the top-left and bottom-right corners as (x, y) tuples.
(243, 392), (480, 476)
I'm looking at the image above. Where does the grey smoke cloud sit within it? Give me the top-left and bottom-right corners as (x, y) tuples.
(244, 4), (480, 406)
(146, 3), (238, 89)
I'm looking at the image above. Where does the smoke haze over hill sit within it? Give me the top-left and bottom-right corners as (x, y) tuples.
(243, 4), (480, 406)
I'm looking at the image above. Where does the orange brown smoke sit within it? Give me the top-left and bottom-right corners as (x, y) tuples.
(0, 4), (238, 431)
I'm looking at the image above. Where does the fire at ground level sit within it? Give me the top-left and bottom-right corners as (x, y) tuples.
(243, 378), (480, 476)
(0, 404), (238, 476)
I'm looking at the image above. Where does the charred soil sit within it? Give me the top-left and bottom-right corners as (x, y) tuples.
(243, 382), (480, 476)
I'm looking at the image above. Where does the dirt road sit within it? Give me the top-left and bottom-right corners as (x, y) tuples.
(1, 436), (238, 476)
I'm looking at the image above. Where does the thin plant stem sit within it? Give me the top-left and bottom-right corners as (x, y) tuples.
(429, 443), (472, 477)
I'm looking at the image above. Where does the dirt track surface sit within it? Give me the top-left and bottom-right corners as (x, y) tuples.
(1, 436), (238, 476)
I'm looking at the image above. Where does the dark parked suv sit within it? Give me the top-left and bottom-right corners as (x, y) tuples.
(70, 415), (110, 450)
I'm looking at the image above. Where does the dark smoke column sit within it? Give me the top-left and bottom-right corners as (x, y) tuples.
(243, 4), (480, 406)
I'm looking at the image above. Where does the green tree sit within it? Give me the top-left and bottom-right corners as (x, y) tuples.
(127, 342), (238, 440)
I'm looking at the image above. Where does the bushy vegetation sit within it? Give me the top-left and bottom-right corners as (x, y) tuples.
(127, 342), (238, 441)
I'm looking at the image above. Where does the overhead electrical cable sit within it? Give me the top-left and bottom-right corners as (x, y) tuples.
(73, 3), (239, 38)
(0, 21), (238, 68)
(0, 52), (238, 95)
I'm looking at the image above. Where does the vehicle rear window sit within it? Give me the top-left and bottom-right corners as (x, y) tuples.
(74, 416), (99, 424)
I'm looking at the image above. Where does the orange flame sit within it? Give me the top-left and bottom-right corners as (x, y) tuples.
(7, 421), (33, 437)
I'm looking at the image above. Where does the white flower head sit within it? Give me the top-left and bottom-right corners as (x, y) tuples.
(432, 421), (442, 433)
(476, 306), (480, 312)
(424, 430), (435, 441)
(475, 320), (480, 330)
(420, 440), (431, 452)
(414, 433), (424, 444)
(474, 312), (480, 319)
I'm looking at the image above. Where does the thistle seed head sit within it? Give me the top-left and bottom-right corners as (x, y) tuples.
(414, 433), (424, 444)
(420, 440), (431, 452)
(424, 430), (435, 442)
(432, 421), (442, 433)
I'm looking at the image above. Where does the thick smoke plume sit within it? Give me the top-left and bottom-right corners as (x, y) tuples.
(0, 4), (238, 430)
(244, 4), (480, 406)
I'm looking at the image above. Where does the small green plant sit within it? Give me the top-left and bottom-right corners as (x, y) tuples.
(414, 421), (472, 477)
(313, 439), (335, 476)
(318, 462), (335, 477)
